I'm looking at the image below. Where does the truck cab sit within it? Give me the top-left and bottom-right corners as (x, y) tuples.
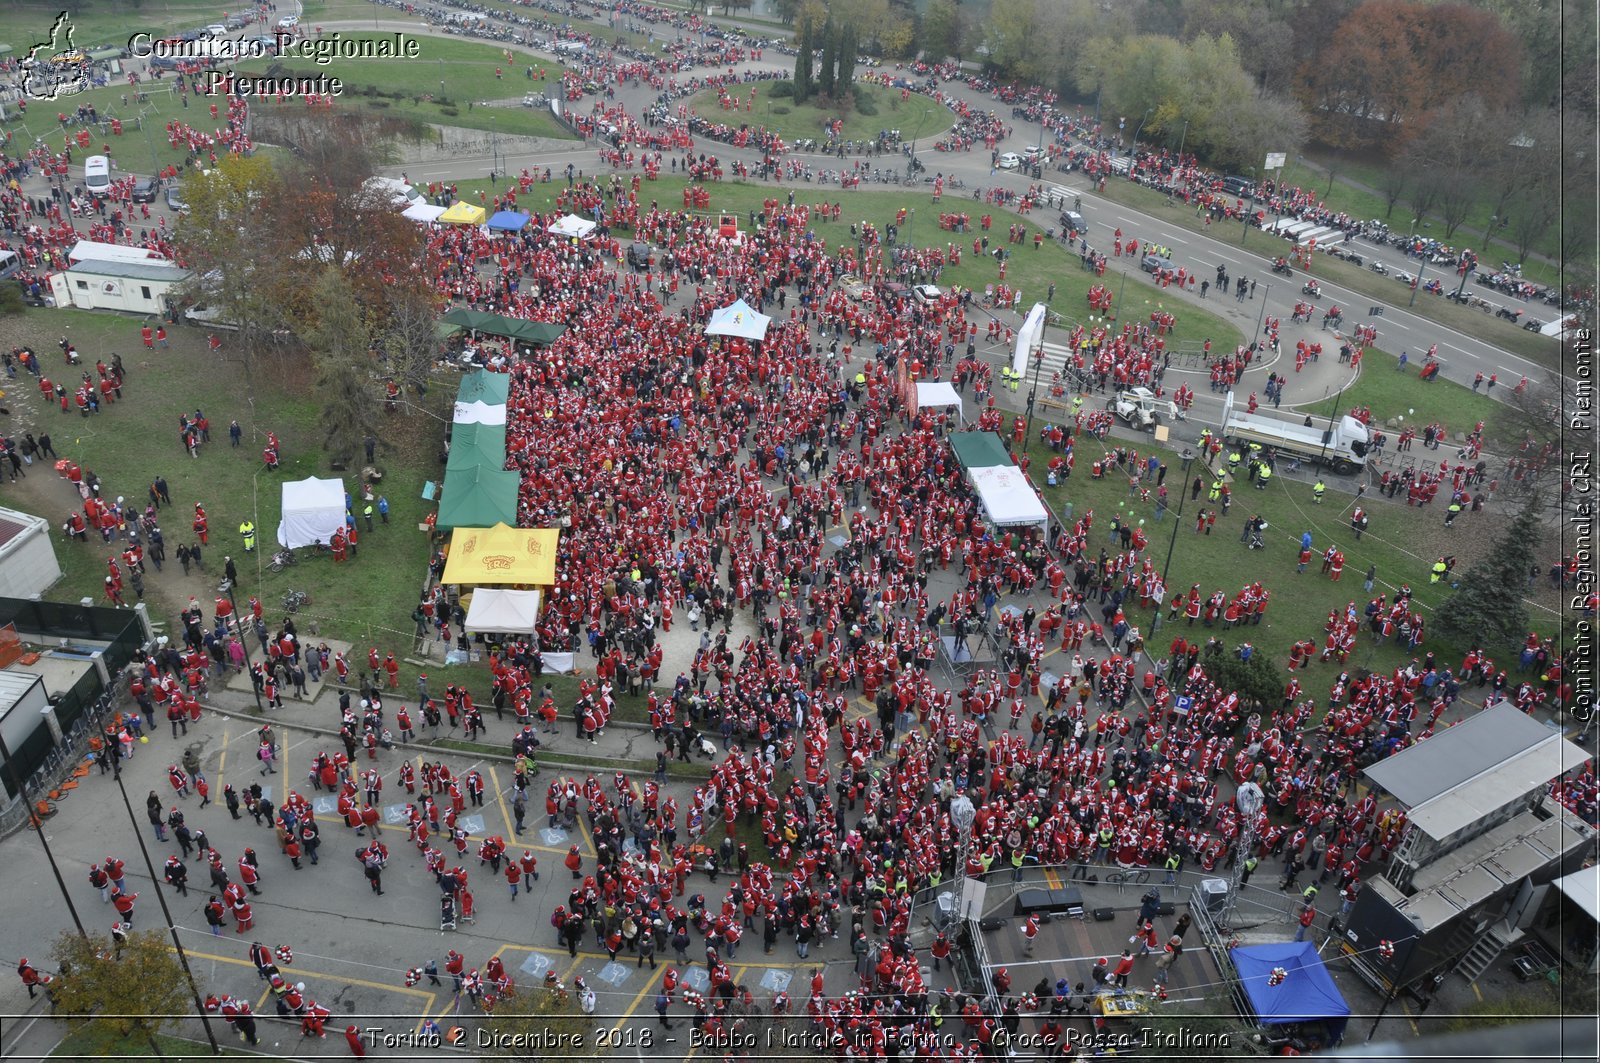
(1107, 387), (1172, 430)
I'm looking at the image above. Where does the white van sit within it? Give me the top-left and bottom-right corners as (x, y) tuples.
(84, 155), (111, 195)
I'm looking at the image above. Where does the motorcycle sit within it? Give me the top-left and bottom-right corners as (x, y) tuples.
(1301, 281), (1321, 298)
(1495, 306), (1523, 322)
(1271, 258), (1293, 276)
(1368, 261), (1388, 276)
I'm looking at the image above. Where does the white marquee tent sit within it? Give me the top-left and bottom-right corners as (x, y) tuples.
(548, 214), (597, 239)
(968, 464), (1049, 533)
(464, 588), (542, 634)
(915, 380), (963, 412)
(277, 477), (346, 549)
(705, 298), (772, 341)
(403, 202), (447, 223)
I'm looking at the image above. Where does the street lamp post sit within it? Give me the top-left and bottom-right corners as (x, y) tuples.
(224, 584), (264, 712)
(1254, 283), (1271, 343)
(109, 750), (223, 1054)
(1151, 449), (1195, 633)
(1240, 167), (1258, 247)
(1129, 108), (1152, 159)
(0, 729), (87, 938)
(1408, 256), (1426, 307)
(1168, 121), (1189, 204)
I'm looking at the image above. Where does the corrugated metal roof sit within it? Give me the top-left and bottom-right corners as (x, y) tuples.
(1363, 705), (1587, 839)
(67, 257), (192, 282)
(0, 669), (42, 721)
(1553, 865), (1600, 923)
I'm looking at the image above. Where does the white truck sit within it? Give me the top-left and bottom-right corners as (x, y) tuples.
(1220, 391), (1370, 474)
(1107, 386), (1175, 430)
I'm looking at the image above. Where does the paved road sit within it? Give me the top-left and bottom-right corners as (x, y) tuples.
(314, 5), (1550, 404)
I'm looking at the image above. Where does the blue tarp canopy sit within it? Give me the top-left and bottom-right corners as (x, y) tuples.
(487, 210), (531, 232)
(1231, 941), (1350, 1042)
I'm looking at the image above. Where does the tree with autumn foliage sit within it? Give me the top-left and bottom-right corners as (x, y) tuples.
(1296, 0), (1523, 155)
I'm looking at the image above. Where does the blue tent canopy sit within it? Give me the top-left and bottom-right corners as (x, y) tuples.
(487, 210), (531, 232)
(1231, 941), (1350, 1042)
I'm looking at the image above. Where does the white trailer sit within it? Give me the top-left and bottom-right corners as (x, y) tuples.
(1220, 392), (1371, 474)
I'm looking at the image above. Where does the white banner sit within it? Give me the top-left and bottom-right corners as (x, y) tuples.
(1012, 302), (1047, 380)
(452, 400), (508, 425)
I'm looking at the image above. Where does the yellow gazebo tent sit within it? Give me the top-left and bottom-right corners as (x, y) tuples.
(442, 523), (559, 585)
(439, 201), (488, 226)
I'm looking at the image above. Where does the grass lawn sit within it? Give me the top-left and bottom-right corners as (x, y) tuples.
(238, 32), (575, 141)
(1091, 180), (1563, 369)
(1300, 347), (1512, 448)
(1020, 428), (1563, 684)
(444, 174), (1244, 352)
(52, 1025), (283, 1059)
(0, 0), (377, 53)
(1298, 148), (1563, 286)
(687, 82), (952, 148)
(2, 79), (219, 177)
(0, 307), (436, 655)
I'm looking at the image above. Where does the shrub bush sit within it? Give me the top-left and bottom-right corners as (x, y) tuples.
(767, 81), (795, 98)
(854, 93), (878, 116)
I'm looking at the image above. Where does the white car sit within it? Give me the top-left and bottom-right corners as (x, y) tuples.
(997, 152), (1022, 170)
(277, 14), (299, 28)
(204, 24), (228, 37)
(912, 284), (943, 305)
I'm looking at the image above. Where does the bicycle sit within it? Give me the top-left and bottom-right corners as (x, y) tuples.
(283, 590), (312, 613)
(1105, 869), (1151, 886)
(268, 548), (298, 573)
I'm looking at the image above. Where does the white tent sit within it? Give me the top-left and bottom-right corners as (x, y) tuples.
(968, 464), (1049, 533)
(464, 588), (542, 634)
(276, 477), (346, 549)
(916, 381), (962, 410)
(548, 213), (597, 239)
(705, 298), (772, 341)
(403, 202), (447, 223)
(452, 399), (508, 426)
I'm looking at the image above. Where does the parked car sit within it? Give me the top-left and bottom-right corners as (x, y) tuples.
(1059, 210), (1086, 235)
(1222, 174), (1254, 196)
(165, 185), (188, 212)
(996, 152), (1022, 170)
(911, 284), (943, 305)
(277, 14), (299, 28)
(1140, 253), (1175, 274)
(627, 242), (652, 269)
(130, 177), (157, 203)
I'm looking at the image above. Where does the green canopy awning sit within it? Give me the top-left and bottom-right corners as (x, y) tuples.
(949, 431), (1012, 471)
(441, 307), (567, 346)
(447, 422), (507, 470)
(436, 463), (521, 530)
(455, 368), (510, 406)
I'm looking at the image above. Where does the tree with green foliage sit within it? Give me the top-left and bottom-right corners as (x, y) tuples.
(817, 19), (836, 99)
(304, 268), (380, 468)
(837, 22), (857, 98)
(170, 154), (289, 374)
(49, 928), (192, 1056)
(1198, 640), (1283, 716)
(921, 0), (963, 61)
(1434, 502), (1540, 653)
(794, 19), (813, 103)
